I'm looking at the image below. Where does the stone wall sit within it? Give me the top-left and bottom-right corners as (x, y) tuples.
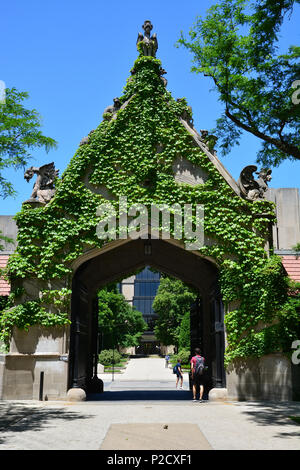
(0, 216), (18, 296)
(0, 326), (69, 400)
(0, 216), (18, 251)
(267, 188), (300, 250)
(226, 354), (300, 401)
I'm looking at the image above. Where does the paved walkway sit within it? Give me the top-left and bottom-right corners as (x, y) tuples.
(98, 356), (189, 392)
(93, 356), (191, 402)
(0, 357), (300, 450)
(116, 356), (184, 381)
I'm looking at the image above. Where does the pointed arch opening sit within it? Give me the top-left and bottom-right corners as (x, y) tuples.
(68, 237), (226, 398)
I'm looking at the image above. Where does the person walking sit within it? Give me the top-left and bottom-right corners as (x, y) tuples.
(165, 354), (170, 368)
(174, 359), (183, 389)
(190, 347), (205, 402)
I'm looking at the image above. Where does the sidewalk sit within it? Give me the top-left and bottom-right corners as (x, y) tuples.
(116, 356), (185, 381)
(92, 356), (191, 402)
(98, 356), (190, 392)
(0, 357), (299, 450)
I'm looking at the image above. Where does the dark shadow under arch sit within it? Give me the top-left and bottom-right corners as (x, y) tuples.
(68, 238), (226, 396)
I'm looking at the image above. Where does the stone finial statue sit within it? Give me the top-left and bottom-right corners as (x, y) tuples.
(238, 165), (272, 201)
(24, 162), (59, 204)
(136, 20), (158, 57)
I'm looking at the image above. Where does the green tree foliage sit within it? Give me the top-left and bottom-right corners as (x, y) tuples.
(0, 295), (10, 312)
(178, 311), (191, 350)
(178, 0), (300, 166)
(153, 276), (196, 348)
(176, 349), (191, 365)
(0, 87), (57, 197)
(98, 284), (147, 349)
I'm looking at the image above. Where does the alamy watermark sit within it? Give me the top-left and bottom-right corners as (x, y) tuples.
(95, 196), (204, 250)
(291, 80), (300, 105)
(291, 340), (300, 365)
(0, 80), (6, 104)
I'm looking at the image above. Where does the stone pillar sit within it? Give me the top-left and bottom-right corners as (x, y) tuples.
(0, 326), (69, 400)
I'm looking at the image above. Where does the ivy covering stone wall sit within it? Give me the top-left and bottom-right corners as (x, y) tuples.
(1, 54), (299, 362)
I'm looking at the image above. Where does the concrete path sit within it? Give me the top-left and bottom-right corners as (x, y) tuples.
(116, 357), (182, 381)
(92, 356), (191, 402)
(0, 357), (300, 451)
(98, 356), (190, 393)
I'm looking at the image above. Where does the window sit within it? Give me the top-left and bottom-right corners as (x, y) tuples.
(133, 266), (160, 330)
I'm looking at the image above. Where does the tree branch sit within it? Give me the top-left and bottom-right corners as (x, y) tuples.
(225, 108), (300, 160)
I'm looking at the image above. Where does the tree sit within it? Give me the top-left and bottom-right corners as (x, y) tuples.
(153, 276), (197, 349)
(0, 87), (57, 197)
(98, 284), (147, 349)
(178, 311), (191, 350)
(177, 0), (300, 167)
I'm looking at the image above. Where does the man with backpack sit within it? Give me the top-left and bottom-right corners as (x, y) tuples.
(190, 347), (205, 402)
(173, 359), (184, 389)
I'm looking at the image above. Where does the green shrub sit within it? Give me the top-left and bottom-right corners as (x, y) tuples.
(98, 349), (121, 366)
(178, 311), (191, 350)
(176, 349), (191, 365)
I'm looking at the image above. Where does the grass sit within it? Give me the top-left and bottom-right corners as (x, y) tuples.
(104, 362), (125, 369)
(170, 358), (191, 372)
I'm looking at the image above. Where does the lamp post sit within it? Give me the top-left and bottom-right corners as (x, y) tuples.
(112, 342), (115, 382)
(111, 319), (128, 382)
(88, 297), (103, 393)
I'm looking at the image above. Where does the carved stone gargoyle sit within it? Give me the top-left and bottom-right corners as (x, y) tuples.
(136, 20), (158, 57)
(238, 165), (272, 201)
(24, 162), (59, 205)
(103, 97), (121, 120)
(159, 68), (168, 87)
(177, 98), (194, 128)
(198, 129), (218, 152)
(79, 129), (95, 146)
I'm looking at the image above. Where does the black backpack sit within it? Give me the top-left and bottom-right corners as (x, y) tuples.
(194, 356), (205, 376)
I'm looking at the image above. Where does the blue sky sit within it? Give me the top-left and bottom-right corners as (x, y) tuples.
(1, 0), (299, 215)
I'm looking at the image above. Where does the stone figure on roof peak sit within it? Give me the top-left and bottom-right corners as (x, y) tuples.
(137, 20), (158, 57)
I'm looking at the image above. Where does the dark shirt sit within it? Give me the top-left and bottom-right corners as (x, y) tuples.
(175, 362), (182, 376)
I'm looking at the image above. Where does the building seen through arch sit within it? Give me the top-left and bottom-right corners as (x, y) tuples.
(119, 266), (161, 355)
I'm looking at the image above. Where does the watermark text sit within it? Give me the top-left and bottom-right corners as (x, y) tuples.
(0, 80), (6, 104)
(96, 196), (204, 250)
(291, 340), (300, 365)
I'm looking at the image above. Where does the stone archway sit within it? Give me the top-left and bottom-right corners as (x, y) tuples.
(68, 237), (225, 399)
(2, 21), (297, 403)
